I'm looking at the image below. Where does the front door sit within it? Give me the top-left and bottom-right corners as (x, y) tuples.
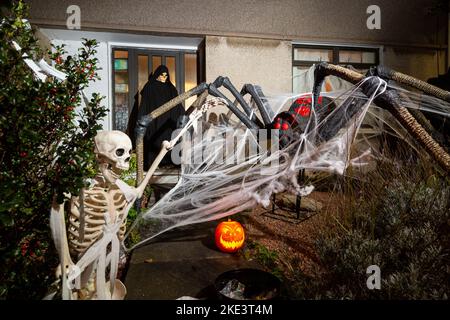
(112, 48), (198, 132)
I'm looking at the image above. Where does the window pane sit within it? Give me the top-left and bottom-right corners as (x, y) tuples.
(292, 66), (311, 94)
(152, 56), (161, 73)
(184, 53), (197, 108)
(339, 50), (376, 64)
(166, 56), (176, 87)
(339, 50), (363, 63)
(294, 48), (332, 62)
(113, 50), (129, 132)
(362, 51), (376, 64)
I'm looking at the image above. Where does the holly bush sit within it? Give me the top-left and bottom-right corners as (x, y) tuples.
(0, 1), (107, 299)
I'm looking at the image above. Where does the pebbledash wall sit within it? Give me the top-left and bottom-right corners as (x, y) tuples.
(205, 36), (292, 96)
(26, 0), (448, 130)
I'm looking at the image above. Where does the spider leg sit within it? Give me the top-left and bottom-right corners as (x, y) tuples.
(208, 79), (260, 130)
(212, 76), (256, 120)
(312, 62), (450, 172)
(240, 84), (274, 127)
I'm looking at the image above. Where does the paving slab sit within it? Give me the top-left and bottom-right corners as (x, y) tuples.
(124, 221), (262, 300)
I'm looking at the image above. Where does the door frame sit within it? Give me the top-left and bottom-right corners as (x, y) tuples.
(111, 47), (197, 131)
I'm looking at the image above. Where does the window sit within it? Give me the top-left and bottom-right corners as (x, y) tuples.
(292, 44), (380, 94)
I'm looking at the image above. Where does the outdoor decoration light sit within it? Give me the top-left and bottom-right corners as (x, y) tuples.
(215, 219), (245, 253)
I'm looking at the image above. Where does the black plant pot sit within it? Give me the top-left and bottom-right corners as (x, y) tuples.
(214, 268), (281, 301)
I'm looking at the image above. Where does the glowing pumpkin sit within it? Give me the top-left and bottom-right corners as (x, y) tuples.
(215, 219), (245, 253)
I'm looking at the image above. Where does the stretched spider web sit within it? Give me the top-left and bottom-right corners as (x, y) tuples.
(124, 75), (450, 251)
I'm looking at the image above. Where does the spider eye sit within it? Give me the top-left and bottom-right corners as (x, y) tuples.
(116, 148), (125, 156)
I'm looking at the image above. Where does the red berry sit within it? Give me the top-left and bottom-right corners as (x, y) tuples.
(273, 122), (281, 129)
(55, 56), (62, 65)
(19, 151), (27, 158)
(281, 123), (289, 131)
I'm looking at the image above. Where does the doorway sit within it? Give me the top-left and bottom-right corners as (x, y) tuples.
(112, 48), (199, 132)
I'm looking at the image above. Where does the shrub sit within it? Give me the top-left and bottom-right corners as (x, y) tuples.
(0, 1), (107, 299)
(288, 160), (449, 299)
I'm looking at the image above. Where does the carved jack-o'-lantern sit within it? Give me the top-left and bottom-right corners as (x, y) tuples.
(215, 219), (245, 253)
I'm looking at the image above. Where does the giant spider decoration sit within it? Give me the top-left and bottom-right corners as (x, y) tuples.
(135, 74), (333, 179)
(135, 63), (450, 195)
(192, 77), (336, 147)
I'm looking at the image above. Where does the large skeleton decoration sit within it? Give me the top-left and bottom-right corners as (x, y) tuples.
(51, 131), (133, 300)
(50, 101), (217, 300)
(50, 63), (450, 300)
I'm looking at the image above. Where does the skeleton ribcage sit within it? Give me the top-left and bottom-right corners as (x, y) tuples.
(68, 187), (128, 256)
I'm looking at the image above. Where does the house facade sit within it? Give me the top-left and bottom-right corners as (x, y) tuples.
(27, 0), (448, 131)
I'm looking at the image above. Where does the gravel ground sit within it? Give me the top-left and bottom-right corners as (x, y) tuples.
(241, 191), (339, 279)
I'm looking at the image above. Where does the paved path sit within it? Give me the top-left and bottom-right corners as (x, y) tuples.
(124, 221), (261, 300)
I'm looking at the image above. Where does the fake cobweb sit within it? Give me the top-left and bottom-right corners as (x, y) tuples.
(124, 76), (450, 251)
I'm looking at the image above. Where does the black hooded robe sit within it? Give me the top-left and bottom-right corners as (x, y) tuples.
(137, 65), (185, 171)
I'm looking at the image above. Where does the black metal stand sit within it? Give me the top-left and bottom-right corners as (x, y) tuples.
(271, 168), (305, 220)
(295, 169), (305, 219)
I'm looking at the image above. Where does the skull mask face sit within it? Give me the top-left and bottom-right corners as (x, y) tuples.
(94, 131), (132, 184)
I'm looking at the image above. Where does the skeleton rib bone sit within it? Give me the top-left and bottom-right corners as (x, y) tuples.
(68, 187), (127, 256)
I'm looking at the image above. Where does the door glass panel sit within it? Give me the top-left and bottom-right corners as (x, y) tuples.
(152, 56), (161, 73)
(166, 56), (176, 87)
(184, 53), (197, 108)
(138, 55), (149, 92)
(113, 50), (129, 132)
(114, 51), (128, 59)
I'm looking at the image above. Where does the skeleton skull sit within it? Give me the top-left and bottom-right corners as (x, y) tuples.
(94, 131), (132, 184)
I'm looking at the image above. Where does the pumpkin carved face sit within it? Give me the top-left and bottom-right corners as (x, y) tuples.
(215, 220), (245, 253)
